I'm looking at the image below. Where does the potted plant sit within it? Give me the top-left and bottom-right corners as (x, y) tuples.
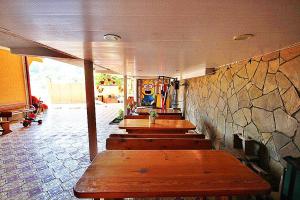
(149, 110), (158, 124)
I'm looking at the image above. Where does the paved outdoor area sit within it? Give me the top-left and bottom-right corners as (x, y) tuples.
(0, 103), (123, 200)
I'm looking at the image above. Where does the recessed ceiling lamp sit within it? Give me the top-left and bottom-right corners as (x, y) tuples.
(104, 34), (121, 41)
(233, 34), (254, 41)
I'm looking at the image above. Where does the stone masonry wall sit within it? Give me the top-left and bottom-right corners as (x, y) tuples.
(185, 44), (300, 181)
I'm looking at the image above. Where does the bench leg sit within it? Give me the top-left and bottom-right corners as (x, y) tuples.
(0, 122), (12, 135)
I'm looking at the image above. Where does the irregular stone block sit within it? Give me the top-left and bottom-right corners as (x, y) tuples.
(244, 122), (261, 141)
(281, 86), (300, 115)
(274, 109), (298, 137)
(249, 84), (263, 99)
(242, 108), (252, 124)
(237, 67), (248, 79)
(275, 72), (292, 95)
(237, 88), (251, 108)
(262, 51), (279, 61)
(252, 90), (283, 111)
(252, 107), (275, 132)
(246, 60), (259, 80)
(279, 142), (300, 159)
(252, 61), (268, 89)
(233, 74), (248, 92)
(279, 56), (300, 92)
(272, 132), (291, 149)
(228, 94), (239, 113)
(266, 138), (280, 161)
(280, 45), (300, 61)
(295, 110), (300, 122)
(268, 58), (279, 73)
(232, 109), (248, 127)
(261, 132), (272, 144)
(293, 126), (300, 147)
(263, 74), (277, 94)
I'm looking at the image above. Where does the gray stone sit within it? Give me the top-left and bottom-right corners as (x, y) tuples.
(293, 126), (300, 148)
(279, 56), (300, 92)
(248, 85), (263, 99)
(252, 107), (275, 132)
(279, 142), (300, 159)
(232, 109), (248, 127)
(244, 123), (261, 141)
(252, 90), (283, 111)
(274, 109), (298, 137)
(237, 88), (251, 108)
(252, 61), (268, 89)
(281, 86), (300, 115)
(272, 132), (291, 149)
(266, 139), (280, 161)
(275, 72), (292, 95)
(263, 74), (277, 94)
(228, 94), (239, 113)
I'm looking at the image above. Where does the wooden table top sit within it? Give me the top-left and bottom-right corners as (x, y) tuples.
(136, 108), (182, 115)
(74, 150), (271, 198)
(119, 119), (196, 130)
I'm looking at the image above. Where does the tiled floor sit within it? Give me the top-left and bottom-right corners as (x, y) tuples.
(0, 103), (124, 200)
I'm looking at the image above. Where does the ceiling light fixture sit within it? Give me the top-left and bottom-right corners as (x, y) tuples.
(104, 34), (121, 41)
(233, 34), (254, 41)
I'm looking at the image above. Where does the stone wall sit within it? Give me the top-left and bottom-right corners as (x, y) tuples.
(185, 44), (300, 182)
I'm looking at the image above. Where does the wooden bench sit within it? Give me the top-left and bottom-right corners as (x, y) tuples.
(106, 138), (212, 150)
(124, 115), (184, 120)
(0, 121), (12, 135)
(109, 133), (205, 139)
(0, 112), (13, 135)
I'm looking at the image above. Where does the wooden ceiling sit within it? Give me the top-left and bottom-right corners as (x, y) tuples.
(0, 0), (299, 78)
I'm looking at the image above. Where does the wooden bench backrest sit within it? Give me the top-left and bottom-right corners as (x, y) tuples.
(0, 112), (13, 118)
(124, 115), (183, 120)
(109, 133), (205, 139)
(106, 138), (212, 150)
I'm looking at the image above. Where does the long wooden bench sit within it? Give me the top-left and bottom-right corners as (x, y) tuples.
(106, 138), (212, 150)
(124, 115), (183, 120)
(109, 133), (205, 139)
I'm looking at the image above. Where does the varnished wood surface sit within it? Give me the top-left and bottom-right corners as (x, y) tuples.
(124, 115), (183, 120)
(119, 119), (196, 132)
(136, 108), (182, 115)
(109, 133), (205, 139)
(106, 138), (212, 150)
(74, 150), (271, 198)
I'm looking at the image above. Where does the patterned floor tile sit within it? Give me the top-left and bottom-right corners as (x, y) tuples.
(0, 103), (123, 200)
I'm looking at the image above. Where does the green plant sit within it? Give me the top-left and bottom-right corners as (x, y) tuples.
(149, 110), (158, 118)
(117, 109), (124, 119)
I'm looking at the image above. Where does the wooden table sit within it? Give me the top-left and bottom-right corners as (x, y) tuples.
(136, 108), (182, 115)
(119, 119), (196, 134)
(74, 150), (271, 199)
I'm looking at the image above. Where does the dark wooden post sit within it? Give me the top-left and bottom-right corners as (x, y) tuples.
(24, 56), (32, 105)
(84, 60), (98, 161)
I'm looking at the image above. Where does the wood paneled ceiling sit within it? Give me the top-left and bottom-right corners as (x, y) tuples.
(0, 0), (299, 78)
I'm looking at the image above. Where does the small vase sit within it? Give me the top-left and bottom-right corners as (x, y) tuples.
(149, 116), (156, 124)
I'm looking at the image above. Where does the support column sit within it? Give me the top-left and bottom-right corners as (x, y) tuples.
(24, 56), (32, 105)
(123, 75), (128, 115)
(84, 60), (98, 161)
